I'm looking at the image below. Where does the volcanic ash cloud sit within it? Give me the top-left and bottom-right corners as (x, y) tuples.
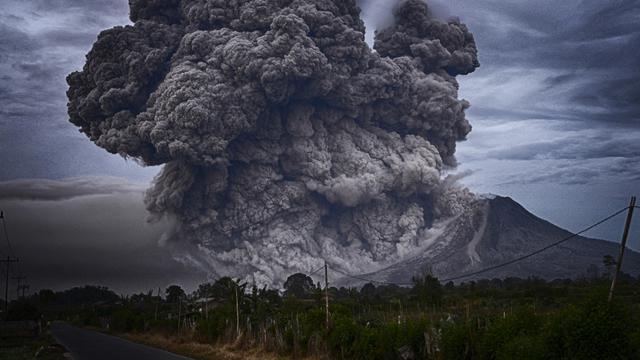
(67, 0), (479, 286)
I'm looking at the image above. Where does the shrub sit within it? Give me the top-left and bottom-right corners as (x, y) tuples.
(543, 294), (635, 359)
(328, 312), (360, 359)
(479, 308), (542, 359)
(110, 308), (145, 332)
(441, 321), (477, 360)
(196, 304), (235, 343)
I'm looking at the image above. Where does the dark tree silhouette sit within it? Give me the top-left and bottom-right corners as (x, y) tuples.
(412, 273), (443, 307)
(283, 273), (316, 298)
(165, 285), (186, 303)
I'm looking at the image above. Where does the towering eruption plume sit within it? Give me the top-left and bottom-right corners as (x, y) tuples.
(67, 0), (479, 285)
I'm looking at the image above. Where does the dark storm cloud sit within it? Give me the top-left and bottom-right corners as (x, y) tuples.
(0, 0), (155, 181)
(0, 177), (145, 201)
(436, 0), (640, 199)
(30, 0), (127, 14)
(498, 156), (640, 187)
(0, 177), (205, 294)
(0, 1), (129, 113)
(0, 0), (192, 292)
(453, 0), (640, 126)
(486, 133), (640, 161)
(0, 24), (57, 110)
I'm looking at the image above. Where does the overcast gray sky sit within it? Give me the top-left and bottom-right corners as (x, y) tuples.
(0, 0), (639, 294)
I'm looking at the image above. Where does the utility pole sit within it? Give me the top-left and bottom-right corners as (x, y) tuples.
(2, 256), (19, 318)
(324, 261), (329, 329)
(609, 196), (636, 303)
(235, 284), (240, 338)
(12, 275), (26, 299)
(154, 287), (160, 321)
(177, 296), (182, 330)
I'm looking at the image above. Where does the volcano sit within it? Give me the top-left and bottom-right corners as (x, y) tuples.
(335, 196), (640, 286)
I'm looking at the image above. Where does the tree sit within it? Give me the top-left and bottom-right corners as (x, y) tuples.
(165, 285), (186, 303)
(360, 283), (376, 297)
(195, 277), (243, 301)
(412, 271), (443, 307)
(284, 273), (316, 298)
(37, 289), (56, 304)
(194, 282), (216, 299)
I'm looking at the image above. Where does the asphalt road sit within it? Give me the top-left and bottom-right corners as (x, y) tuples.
(50, 322), (193, 360)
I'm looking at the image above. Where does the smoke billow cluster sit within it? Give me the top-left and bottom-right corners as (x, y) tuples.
(67, 0), (479, 285)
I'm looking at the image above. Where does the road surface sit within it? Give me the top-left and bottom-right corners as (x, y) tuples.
(50, 322), (193, 360)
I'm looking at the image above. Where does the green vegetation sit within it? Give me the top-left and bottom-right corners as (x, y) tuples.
(0, 331), (67, 360)
(7, 270), (640, 359)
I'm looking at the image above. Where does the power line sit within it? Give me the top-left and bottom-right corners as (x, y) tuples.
(440, 205), (630, 282)
(0, 212), (26, 294)
(309, 265), (325, 276)
(328, 205), (630, 286)
(2, 256), (19, 318)
(0, 212), (24, 279)
(0, 211), (14, 257)
(329, 266), (412, 286)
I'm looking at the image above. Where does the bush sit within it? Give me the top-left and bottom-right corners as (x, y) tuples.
(479, 308), (542, 359)
(7, 300), (41, 321)
(197, 304), (235, 343)
(441, 321), (476, 360)
(543, 294), (636, 359)
(496, 334), (545, 360)
(328, 312), (360, 359)
(110, 308), (145, 332)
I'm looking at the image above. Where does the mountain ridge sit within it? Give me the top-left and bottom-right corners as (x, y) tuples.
(335, 196), (640, 287)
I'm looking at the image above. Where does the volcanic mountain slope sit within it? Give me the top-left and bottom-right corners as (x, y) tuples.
(335, 196), (640, 286)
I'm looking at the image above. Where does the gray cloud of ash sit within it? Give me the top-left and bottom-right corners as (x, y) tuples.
(67, 0), (479, 286)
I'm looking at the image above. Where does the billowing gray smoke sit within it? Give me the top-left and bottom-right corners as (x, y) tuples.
(67, 0), (479, 286)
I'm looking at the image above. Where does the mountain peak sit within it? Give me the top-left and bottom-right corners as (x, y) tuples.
(335, 196), (640, 287)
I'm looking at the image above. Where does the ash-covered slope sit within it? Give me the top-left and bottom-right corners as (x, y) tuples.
(336, 196), (640, 286)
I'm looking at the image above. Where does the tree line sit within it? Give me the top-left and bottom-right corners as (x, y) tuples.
(6, 267), (640, 359)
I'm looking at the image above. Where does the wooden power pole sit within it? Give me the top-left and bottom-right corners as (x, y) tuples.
(12, 275), (26, 299)
(154, 287), (160, 321)
(324, 261), (329, 329)
(177, 297), (182, 329)
(2, 256), (19, 319)
(608, 196), (636, 303)
(235, 284), (240, 338)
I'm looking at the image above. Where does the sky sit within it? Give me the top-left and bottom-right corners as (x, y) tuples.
(0, 0), (639, 294)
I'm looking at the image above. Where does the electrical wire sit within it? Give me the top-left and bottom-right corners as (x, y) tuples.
(440, 206), (630, 282)
(329, 266), (413, 286)
(0, 212), (25, 292)
(309, 265), (325, 276)
(0, 213), (15, 257)
(326, 205), (631, 286)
